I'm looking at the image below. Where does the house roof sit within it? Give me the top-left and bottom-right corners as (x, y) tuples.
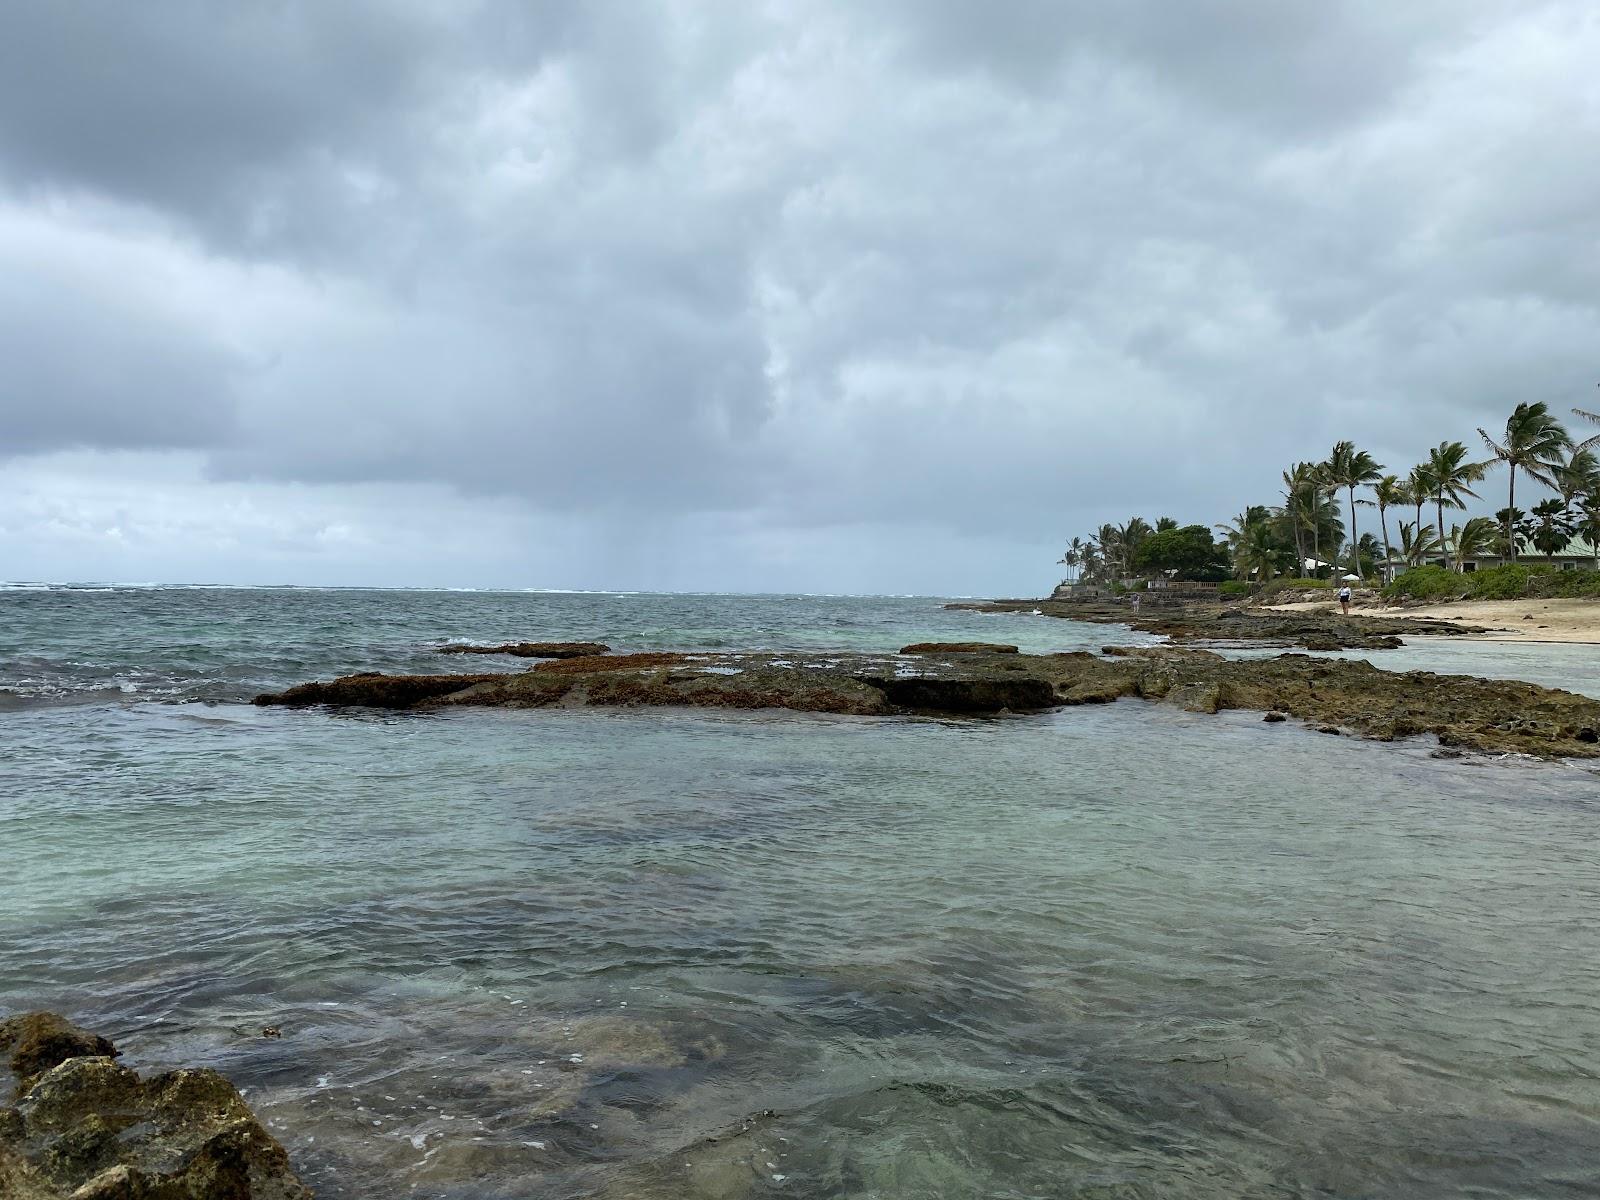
(1382, 536), (1598, 564)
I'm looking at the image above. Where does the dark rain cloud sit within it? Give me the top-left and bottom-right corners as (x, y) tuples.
(1, 0), (1597, 587)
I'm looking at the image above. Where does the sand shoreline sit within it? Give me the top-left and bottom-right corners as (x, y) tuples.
(1265, 598), (1600, 644)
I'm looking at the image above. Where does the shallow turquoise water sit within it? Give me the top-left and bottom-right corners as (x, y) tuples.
(3, 588), (1599, 1198)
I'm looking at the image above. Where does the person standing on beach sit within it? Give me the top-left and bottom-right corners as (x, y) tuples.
(1338, 584), (1352, 615)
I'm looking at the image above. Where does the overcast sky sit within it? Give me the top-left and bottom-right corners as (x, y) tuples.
(2, 1), (1596, 593)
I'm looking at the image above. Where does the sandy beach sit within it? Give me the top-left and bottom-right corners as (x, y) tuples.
(1267, 598), (1600, 644)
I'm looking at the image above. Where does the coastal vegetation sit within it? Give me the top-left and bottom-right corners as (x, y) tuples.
(1060, 399), (1600, 588)
(1384, 562), (1600, 602)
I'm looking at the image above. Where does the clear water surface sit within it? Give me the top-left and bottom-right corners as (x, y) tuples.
(3, 586), (1598, 1198)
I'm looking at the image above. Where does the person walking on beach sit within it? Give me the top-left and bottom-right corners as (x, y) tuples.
(1338, 584), (1352, 616)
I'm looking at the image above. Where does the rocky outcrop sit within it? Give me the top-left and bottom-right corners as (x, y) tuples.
(0, 1013), (310, 1199)
(948, 598), (1484, 650)
(265, 671), (501, 708)
(1, 1014), (118, 1096)
(1099, 645), (1600, 756)
(258, 651), (1050, 718)
(437, 641), (609, 658)
(900, 642), (1019, 654)
(254, 644), (1600, 759)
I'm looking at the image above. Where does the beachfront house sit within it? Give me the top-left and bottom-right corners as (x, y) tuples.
(1386, 536), (1599, 576)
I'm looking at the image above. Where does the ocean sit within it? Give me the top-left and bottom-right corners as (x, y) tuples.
(4, 586), (1599, 1198)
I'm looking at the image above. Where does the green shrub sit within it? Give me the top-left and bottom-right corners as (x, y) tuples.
(1542, 567), (1600, 597)
(1383, 562), (1600, 601)
(1466, 564), (1532, 600)
(1262, 576), (1332, 596)
(1218, 580), (1251, 597)
(1382, 565), (1466, 601)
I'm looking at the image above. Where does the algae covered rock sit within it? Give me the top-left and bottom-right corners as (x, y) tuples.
(438, 641), (609, 658)
(1, 1013), (118, 1095)
(899, 642), (1020, 654)
(0, 1012), (311, 1199)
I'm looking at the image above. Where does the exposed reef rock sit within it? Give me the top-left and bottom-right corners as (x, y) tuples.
(0, 1012), (311, 1199)
(900, 642), (1019, 654)
(437, 640), (609, 658)
(265, 671), (502, 708)
(1, 1014), (118, 1096)
(947, 598), (1486, 650)
(254, 645), (1600, 759)
(531, 652), (687, 675)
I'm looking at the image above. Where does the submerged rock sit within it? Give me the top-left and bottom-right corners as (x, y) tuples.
(253, 643), (1600, 759)
(0, 1012), (311, 1199)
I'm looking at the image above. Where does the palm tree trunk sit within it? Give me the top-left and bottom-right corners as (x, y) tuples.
(1508, 468), (1517, 563)
(1348, 485), (1359, 579)
(1436, 496), (1448, 569)
(1379, 506), (1393, 584)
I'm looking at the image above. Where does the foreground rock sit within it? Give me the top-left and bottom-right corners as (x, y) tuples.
(948, 598), (1488, 650)
(254, 646), (1600, 759)
(0, 1012), (310, 1199)
(437, 640), (609, 658)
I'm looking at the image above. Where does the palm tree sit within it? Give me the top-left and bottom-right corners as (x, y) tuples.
(1216, 507), (1272, 580)
(1324, 440), (1384, 579)
(1447, 517), (1498, 572)
(1398, 520), (1442, 568)
(1115, 518), (1153, 577)
(1313, 492), (1345, 577)
(1554, 447), (1600, 512)
(1360, 474), (1405, 582)
(1574, 398), (1600, 450)
(1079, 540), (1105, 584)
(1277, 469), (1344, 577)
(1236, 516), (1282, 586)
(1155, 516), (1178, 532)
(1356, 533), (1382, 579)
(1215, 511), (1247, 563)
(1492, 507), (1525, 558)
(1091, 524), (1120, 582)
(1424, 441), (1487, 567)
(1521, 498), (1576, 561)
(1576, 501), (1600, 570)
(1407, 462), (1436, 544)
(1479, 402), (1572, 562)
(1280, 464), (1318, 571)
(1057, 538), (1085, 583)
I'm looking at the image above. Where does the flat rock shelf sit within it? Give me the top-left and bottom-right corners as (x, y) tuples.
(254, 645), (1600, 760)
(949, 598), (1492, 650)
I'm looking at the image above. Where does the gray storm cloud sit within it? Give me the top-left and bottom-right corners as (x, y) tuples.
(1, 0), (1596, 589)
